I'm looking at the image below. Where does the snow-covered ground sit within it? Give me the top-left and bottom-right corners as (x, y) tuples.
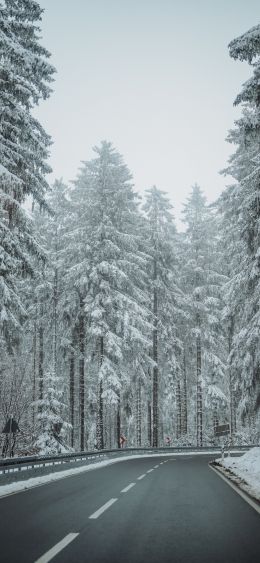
(218, 447), (260, 500)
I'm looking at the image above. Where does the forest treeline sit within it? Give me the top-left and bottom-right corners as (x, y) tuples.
(0, 1), (259, 455)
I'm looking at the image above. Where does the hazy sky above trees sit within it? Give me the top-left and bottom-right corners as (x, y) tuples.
(34, 0), (259, 227)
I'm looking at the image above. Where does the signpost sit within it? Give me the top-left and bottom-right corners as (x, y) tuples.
(215, 423), (230, 459)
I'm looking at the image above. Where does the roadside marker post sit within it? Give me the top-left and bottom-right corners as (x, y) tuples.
(215, 424), (230, 460)
(120, 435), (126, 448)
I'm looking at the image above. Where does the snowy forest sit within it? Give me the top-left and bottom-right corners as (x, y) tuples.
(0, 1), (260, 456)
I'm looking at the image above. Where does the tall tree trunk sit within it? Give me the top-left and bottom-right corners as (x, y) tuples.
(152, 259), (159, 447)
(116, 395), (121, 448)
(147, 401), (152, 446)
(106, 406), (112, 449)
(181, 350), (188, 435)
(69, 337), (75, 449)
(97, 336), (104, 450)
(228, 319), (236, 441)
(32, 305), (37, 428)
(176, 379), (182, 439)
(38, 305), (44, 412)
(97, 381), (104, 449)
(79, 298), (85, 451)
(196, 332), (203, 447)
(250, 410), (256, 434)
(213, 404), (218, 437)
(137, 379), (142, 446)
(53, 265), (58, 375)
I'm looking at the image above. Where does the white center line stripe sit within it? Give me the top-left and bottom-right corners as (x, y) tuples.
(137, 474), (146, 480)
(147, 468), (154, 473)
(34, 533), (79, 563)
(89, 498), (118, 519)
(153, 465), (159, 468)
(121, 482), (136, 493)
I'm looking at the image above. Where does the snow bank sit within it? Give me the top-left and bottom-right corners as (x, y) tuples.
(219, 447), (260, 500)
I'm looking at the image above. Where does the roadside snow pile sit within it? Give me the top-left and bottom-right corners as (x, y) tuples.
(220, 447), (260, 500)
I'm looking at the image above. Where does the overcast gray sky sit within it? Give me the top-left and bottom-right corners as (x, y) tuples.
(34, 0), (259, 227)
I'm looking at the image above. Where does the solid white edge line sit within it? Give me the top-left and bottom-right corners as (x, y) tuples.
(209, 464), (260, 515)
(89, 498), (118, 519)
(121, 482), (136, 493)
(137, 474), (146, 480)
(34, 533), (79, 563)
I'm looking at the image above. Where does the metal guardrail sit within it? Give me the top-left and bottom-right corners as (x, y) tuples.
(0, 445), (254, 478)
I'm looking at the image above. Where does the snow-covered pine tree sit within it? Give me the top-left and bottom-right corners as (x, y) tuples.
(182, 185), (227, 446)
(0, 0), (55, 345)
(33, 180), (73, 432)
(71, 141), (151, 449)
(47, 180), (77, 448)
(0, 168), (27, 346)
(22, 183), (72, 453)
(143, 186), (183, 446)
(62, 166), (96, 451)
(2, 0), (54, 199)
(219, 24), (260, 424)
(35, 367), (69, 455)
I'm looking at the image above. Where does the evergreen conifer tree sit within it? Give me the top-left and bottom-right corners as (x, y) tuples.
(219, 24), (260, 420)
(143, 186), (183, 446)
(67, 142), (151, 449)
(0, 0), (55, 345)
(182, 185), (227, 446)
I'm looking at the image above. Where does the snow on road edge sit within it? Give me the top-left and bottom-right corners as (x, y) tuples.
(216, 447), (260, 501)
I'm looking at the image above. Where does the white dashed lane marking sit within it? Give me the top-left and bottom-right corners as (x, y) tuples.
(89, 498), (118, 519)
(90, 459), (166, 521)
(137, 474), (146, 480)
(34, 533), (79, 563)
(33, 457), (178, 561)
(121, 482), (136, 493)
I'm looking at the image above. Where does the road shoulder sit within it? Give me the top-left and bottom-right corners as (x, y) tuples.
(209, 461), (260, 515)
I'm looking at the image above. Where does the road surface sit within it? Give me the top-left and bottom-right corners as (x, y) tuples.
(0, 455), (259, 562)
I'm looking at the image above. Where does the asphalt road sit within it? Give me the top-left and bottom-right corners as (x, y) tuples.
(0, 455), (259, 563)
